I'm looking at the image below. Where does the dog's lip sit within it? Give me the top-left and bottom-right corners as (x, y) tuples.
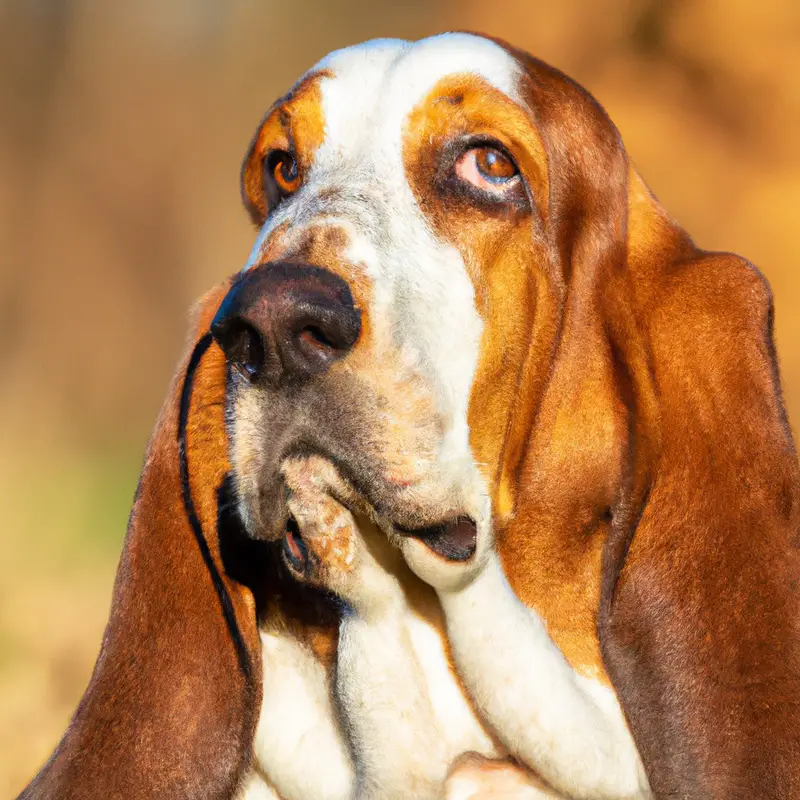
(278, 496), (478, 569)
(322, 479), (478, 561)
(282, 516), (308, 573)
(393, 516), (478, 562)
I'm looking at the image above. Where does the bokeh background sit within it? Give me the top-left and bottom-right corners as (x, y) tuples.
(2, 0), (799, 793)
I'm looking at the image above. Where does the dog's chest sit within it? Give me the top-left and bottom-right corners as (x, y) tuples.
(247, 606), (499, 800)
(247, 630), (352, 800)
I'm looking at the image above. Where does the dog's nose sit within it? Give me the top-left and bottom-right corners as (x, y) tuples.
(210, 262), (361, 383)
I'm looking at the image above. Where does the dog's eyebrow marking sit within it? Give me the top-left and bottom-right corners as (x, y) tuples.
(177, 332), (253, 683)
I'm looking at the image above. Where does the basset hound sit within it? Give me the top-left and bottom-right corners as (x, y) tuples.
(19, 33), (800, 800)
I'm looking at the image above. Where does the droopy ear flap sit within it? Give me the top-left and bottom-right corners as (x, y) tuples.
(507, 47), (800, 795)
(599, 176), (800, 797)
(19, 279), (263, 799)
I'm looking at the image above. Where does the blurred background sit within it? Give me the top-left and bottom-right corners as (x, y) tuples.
(1, 0), (798, 793)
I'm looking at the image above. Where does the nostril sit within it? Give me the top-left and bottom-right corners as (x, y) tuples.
(282, 305), (360, 377)
(298, 325), (336, 353)
(213, 319), (264, 381)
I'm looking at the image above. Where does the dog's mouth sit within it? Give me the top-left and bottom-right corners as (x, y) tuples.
(279, 500), (478, 579)
(394, 517), (478, 561)
(269, 450), (483, 582)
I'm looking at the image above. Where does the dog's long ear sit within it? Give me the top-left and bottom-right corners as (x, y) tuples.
(600, 171), (800, 796)
(504, 48), (800, 796)
(19, 280), (263, 799)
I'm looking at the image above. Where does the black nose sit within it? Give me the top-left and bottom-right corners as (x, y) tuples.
(210, 262), (361, 384)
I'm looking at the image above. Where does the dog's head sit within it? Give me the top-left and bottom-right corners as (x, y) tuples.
(212, 33), (634, 553)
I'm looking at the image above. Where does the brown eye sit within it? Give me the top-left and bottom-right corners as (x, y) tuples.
(267, 150), (301, 198)
(455, 146), (519, 194)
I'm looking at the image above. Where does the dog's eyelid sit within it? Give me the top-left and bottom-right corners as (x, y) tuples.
(448, 146), (529, 212)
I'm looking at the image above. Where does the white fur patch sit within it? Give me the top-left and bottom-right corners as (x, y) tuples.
(252, 631), (353, 800)
(237, 770), (281, 800)
(404, 611), (498, 761)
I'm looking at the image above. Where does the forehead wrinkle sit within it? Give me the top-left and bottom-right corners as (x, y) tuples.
(245, 170), (391, 272)
(304, 164), (391, 234)
(246, 34), (528, 262)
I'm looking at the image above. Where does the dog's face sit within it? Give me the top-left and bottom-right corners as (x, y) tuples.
(214, 33), (585, 552)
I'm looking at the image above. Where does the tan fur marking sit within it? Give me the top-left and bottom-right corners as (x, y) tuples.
(242, 71), (331, 225)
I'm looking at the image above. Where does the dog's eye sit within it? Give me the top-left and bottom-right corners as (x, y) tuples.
(455, 146), (519, 194)
(264, 150), (301, 204)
